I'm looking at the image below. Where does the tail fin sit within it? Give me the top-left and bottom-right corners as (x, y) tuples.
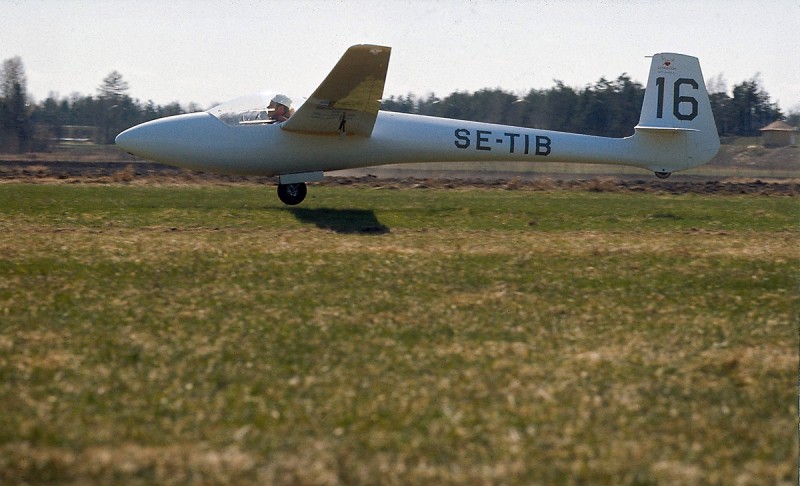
(633, 53), (719, 175)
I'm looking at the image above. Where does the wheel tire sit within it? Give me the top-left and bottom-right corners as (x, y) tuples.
(654, 171), (672, 179)
(277, 183), (308, 205)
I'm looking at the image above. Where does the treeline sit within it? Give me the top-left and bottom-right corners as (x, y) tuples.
(383, 74), (789, 138)
(1, 56), (197, 152)
(383, 75), (646, 138)
(1, 55), (795, 154)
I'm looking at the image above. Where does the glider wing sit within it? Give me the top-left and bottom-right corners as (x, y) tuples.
(282, 44), (391, 137)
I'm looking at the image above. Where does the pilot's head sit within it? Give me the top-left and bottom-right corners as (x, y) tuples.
(268, 94), (292, 121)
(270, 94), (291, 110)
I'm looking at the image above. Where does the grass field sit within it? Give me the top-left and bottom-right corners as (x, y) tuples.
(0, 183), (797, 485)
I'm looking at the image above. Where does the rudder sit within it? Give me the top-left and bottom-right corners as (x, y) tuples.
(634, 53), (719, 174)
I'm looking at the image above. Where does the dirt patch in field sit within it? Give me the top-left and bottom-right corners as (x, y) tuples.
(323, 173), (799, 196)
(0, 160), (797, 196)
(711, 143), (798, 172)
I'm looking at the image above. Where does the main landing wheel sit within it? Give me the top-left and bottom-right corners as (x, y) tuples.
(654, 171), (672, 179)
(277, 182), (307, 205)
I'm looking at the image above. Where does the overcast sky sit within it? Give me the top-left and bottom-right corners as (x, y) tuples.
(2, 0), (798, 113)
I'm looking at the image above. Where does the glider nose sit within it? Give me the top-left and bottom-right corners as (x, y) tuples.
(115, 117), (179, 158)
(115, 112), (220, 164)
(115, 126), (143, 155)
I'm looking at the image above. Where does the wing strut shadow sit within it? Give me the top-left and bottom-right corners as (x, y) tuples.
(288, 208), (390, 235)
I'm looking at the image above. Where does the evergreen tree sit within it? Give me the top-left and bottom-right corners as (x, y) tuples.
(540, 82), (578, 132)
(97, 71), (133, 144)
(730, 76), (782, 136)
(0, 56), (32, 151)
(708, 91), (735, 136)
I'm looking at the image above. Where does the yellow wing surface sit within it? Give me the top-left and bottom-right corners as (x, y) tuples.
(282, 44), (391, 137)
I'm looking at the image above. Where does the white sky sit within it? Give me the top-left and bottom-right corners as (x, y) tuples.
(2, 0), (798, 113)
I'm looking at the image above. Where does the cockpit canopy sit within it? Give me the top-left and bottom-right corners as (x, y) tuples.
(207, 91), (305, 127)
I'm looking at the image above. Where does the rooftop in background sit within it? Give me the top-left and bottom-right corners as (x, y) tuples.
(760, 121), (799, 132)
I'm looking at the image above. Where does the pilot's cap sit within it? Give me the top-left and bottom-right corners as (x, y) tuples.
(271, 94), (292, 108)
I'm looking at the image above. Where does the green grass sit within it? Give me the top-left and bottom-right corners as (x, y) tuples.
(0, 184), (797, 485)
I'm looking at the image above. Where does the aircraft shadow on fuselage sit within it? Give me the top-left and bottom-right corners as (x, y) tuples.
(288, 208), (390, 235)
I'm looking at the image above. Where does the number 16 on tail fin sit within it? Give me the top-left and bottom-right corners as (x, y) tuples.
(633, 53), (720, 177)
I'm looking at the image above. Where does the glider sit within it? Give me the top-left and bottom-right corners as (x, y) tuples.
(116, 45), (719, 205)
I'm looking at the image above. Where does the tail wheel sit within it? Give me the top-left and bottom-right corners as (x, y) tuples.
(654, 171), (672, 179)
(277, 182), (307, 205)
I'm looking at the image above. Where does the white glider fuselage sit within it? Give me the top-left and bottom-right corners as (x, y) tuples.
(116, 45), (719, 204)
(117, 109), (714, 176)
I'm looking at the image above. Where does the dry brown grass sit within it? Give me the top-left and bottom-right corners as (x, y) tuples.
(0, 184), (797, 485)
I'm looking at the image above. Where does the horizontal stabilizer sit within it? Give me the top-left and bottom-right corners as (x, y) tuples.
(634, 125), (699, 132)
(282, 45), (391, 137)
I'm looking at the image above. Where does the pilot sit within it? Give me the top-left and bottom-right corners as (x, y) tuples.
(268, 94), (294, 122)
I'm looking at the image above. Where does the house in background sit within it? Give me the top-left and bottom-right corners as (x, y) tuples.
(760, 120), (798, 147)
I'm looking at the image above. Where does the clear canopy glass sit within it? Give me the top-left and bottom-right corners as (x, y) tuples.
(207, 91), (305, 127)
